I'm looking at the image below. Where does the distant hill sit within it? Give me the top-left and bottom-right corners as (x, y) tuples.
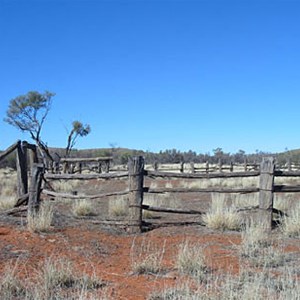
(276, 148), (300, 165)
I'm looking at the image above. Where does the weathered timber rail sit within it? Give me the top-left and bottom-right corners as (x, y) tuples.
(146, 170), (260, 178)
(44, 172), (128, 180)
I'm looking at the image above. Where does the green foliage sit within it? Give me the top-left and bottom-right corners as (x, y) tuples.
(94, 149), (111, 157)
(120, 152), (132, 165)
(65, 121), (91, 157)
(4, 91), (55, 161)
(5, 91), (54, 135)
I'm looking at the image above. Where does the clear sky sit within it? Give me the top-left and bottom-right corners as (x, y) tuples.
(0, 0), (299, 154)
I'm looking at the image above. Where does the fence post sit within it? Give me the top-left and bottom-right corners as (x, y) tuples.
(205, 161), (209, 174)
(77, 162), (82, 174)
(28, 163), (44, 215)
(128, 156), (144, 233)
(190, 162), (195, 174)
(258, 157), (275, 231)
(218, 159), (222, 172)
(244, 158), (248, 171)
(98, 160), (103, 173)
(63, 161), (68, 173)
(104, 160), (110, 173)
(16, 141), (28, 197)
(287, 158), (291, 172)
(180, 161), (184, 173)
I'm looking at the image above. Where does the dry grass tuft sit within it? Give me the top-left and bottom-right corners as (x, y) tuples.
(27, 202), (54, 233)
(72, 199), (95, 217)
(109, 196), (128, 217)
(130, 238), (166, 275)
(148, 282), (203, 300)
(0, 261), (26, 300)
(240, 221), (271, 255)
(0, 168), (18, 211)
(175, 240), (208, 281)
(203, 194), (241, 231)
(0, 257), (106, 300)
(0, 196), (17, 211)
(240, 221), (286, 268)
(280, 203), (300, 238)
(51, 180), (81, 193)
(219, 266), (300, 299)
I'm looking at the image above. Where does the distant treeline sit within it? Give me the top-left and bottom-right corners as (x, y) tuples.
(0, 145), (298, 169)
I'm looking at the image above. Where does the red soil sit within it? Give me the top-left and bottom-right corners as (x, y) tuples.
(0, 223), (245, 299)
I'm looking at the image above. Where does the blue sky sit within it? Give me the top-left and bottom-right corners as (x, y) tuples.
(0, 0), (299, 154)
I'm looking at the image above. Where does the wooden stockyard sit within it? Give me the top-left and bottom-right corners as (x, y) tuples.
(1, 140), (300, 233)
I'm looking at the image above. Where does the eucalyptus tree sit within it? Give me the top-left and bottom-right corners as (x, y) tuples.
(65, 121), (91, 158)
(4, 90), (55, 161)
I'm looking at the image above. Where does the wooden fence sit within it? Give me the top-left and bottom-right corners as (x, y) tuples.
(42, 156), (300, 233)
(151, 160), (259, 173)
(49, 157), (113, 174)
(1, 141), (300, 233)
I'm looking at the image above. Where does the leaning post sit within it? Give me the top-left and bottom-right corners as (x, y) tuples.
(28, 163), (44, 215)
(128, 156), (144, 233)
(258, 157), (275, 231)
(16, 141), (28, 197)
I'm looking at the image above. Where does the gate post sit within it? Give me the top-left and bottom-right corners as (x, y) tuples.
(128, 156), (144, 233)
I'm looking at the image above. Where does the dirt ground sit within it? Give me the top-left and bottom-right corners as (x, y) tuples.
(0, 218), (241, 299)
(0, 176), (299, 299)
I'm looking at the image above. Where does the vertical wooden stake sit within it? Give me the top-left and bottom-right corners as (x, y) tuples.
(180, 161), (184, 173)
(230, 161), (234, 172)
(70, 163), (75, 174)
(205, 161), (209, 174)
(128, 156), (144, 233)
(28, 163), (44, 215)
(77, 162), (82, 174)
(244, 158), (248, 172)
(258, 157), (275, 231)
(16, 141), (28, 197)
(105, 160), (110, 173)
(190, 162), (195, 174)
(63, 162), (68, 173)
(288, 158), (291, 172)
(218, 158), (222, 172)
